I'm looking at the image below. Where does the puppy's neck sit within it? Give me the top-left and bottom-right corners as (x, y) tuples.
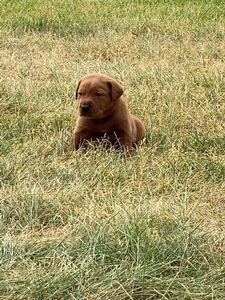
(92, 115), (111, 124)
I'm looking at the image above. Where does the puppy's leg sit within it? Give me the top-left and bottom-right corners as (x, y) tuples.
(114, 131), (133, 152)
(69, 130), (94, 151)
(68, 130), (78, 151)
(133, 117), (145, 143)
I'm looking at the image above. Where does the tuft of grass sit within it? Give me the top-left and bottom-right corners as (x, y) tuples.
(1, 0), (225, 299)
(1, 215), (225, 299)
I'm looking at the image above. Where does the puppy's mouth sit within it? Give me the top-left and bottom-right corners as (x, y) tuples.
(80, 111), (91, 117)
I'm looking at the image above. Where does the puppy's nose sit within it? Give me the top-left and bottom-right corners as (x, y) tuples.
(81, 104), (90, 113)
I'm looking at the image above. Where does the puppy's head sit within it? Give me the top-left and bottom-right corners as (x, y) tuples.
(76, 73), (123, 119)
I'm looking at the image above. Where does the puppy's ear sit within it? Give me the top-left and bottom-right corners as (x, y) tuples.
(108, 79), (123, 101)
(75, 79), (82, 99)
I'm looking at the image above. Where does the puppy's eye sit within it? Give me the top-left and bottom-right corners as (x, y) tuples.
(96, 92), (102, 97)
(78, 92), (83, 96)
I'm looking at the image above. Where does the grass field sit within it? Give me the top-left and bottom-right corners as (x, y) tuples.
(1, 0), (225, 299)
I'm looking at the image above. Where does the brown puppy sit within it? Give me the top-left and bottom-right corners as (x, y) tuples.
(69, 73), (145, 152)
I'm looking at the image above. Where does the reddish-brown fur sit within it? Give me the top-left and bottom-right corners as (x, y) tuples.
(69, 73), (145, 151)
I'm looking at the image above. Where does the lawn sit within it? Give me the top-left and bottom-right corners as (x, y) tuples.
(1, 0), (225, 299)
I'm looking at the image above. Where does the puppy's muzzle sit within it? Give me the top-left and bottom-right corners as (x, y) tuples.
(80, 104), (90, 115)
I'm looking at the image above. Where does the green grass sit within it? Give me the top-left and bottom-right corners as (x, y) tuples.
(1, 0), (225, 299)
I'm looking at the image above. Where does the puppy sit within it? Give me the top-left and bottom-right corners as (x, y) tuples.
(69, 73), (145, 152)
